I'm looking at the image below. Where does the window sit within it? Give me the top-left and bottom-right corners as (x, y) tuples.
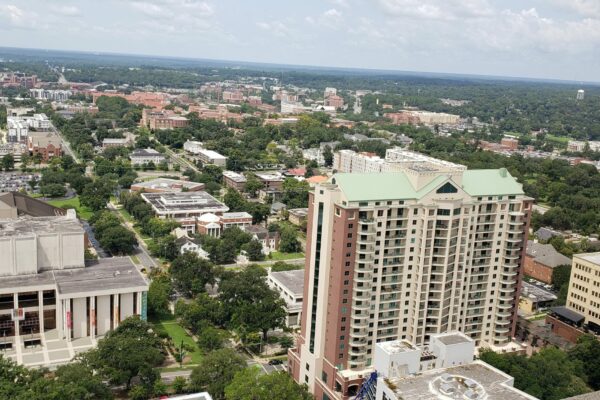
(436, 182), (458, 194)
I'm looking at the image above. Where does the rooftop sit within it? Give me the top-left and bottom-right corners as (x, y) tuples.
(526, 241), (571, 268)
(223, 170), (247, 182)
(331, 169), (524, 202)
(141, 191), (228, 213)
(433, 332), (473, 346)
(521, 281), (557, 303)
(575, 252), (600, 266)
(384, 361), (537, 400)
(378, 339), (419, 354)
(222, 212), (252, 219)
(131, 148), (164, 157)
(198, 149), (227, 159)
(269, 269), (304, 297)
(0, 215), (82, 237)
(131, 178), (204, 193)
(0, 257), (147, 296)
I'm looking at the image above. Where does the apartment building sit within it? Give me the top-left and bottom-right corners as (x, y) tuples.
(30, 89), (72, 102)
(141, 109), (188, 130)
(222, 170), (247, 191)
(288, 151), (532, 399)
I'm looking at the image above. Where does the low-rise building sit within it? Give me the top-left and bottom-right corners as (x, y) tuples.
(177, 237), (209, 260)
(324, 94), (344, 109)
(519, 281), (557, 314)
(244, 225), (279, 254)
(370, 332), (535, 400)
(222, 170), (247, 191)
(102, 138), (132, 148)
(197, 149), (227, 167)
(129, 148), (167, 166)
(141, 109), (188, 130)
(130, 178), (205, 193)
(524, 240), (571, 284)
(196, 212), (253, 237)
(183, 140), (204, 154)
(27, 132), (62, 162)
(267, 269), (304, 327)
(141, 191), (229, 234)
(288, 208), (308, 227)
(255, 173), (284, 191)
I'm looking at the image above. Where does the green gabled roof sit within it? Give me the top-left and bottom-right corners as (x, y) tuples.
(331, 168), (523, 202)
(461, 169), (524, 196)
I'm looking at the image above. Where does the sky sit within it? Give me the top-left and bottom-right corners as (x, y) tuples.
(0, 0), (599, 82)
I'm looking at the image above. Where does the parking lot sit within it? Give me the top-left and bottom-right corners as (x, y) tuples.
(0, 172), (40, 193)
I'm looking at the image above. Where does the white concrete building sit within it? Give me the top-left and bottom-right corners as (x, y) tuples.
(30, 89), (72, 102)
(197, 149), (227, 167)
(0, 195), (148, 367)
(7, 118), (28, 143)
(372, 332), (536, 400)
(183, 140), (204, 154)
(267, 269), (304, 328)
(129, 148), (167, 166)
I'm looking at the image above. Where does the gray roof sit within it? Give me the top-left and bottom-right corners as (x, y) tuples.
(576, 252), (600, 266)
(434, 332), (472, 346)
(288, 208), (308, 217)
(521, 281), (557, 303)
(270, 269), (304, 297)
(141, 191), (228, 213)
(526, 240), (571, 268)
(535, 227), (564, 241)
(0, 192), (65, 217)
(270, 202), (287, 212)
(0, 215), (82, 237)
(0, 257), (148, 296)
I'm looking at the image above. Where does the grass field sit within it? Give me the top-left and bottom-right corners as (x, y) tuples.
(48, 196), (94, 220)
(152, 316), (203, 364)
(546, 134), (570, 145)
(269, 251), (305, 261)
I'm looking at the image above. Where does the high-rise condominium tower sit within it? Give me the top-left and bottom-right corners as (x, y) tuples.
(288, 151), (532, 400)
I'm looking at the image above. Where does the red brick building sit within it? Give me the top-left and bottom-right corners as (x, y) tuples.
(524, 240), (571, 284)
(27, 132), (62, 162)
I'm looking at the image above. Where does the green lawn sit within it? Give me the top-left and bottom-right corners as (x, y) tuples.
(152, 316), (203, 364)
(269, 251), (305, 261)
(546, 134), (570, 144)
(48, 196), (94, 220)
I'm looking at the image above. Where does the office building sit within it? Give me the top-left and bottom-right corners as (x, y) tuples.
(129, 148), (167, 166)
(288, 151), (532, 398)
(547, 253), (600, 342)
(222, 170), (247, 191)
(267, 269), (304, 328)
(141, 191), (229, 234)
(577, 90), (585, 100)
(29, 89), (72, 102)
(141, 108), (188, 130)
(197, 149), (227, 167)
(130, 178), (205, 193)
(27, 132), (63, 162)
(0, 193), (148, 367)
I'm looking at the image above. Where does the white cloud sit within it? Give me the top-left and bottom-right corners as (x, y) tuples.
(329, 0), (349, 8)
(256, 21), (292, 38)
(377, 0), (493, 20)
(550, 0), (600, 17)
(54, 5), (81, 17)
(306, 8), (344, 29)
(0, 4), (27, 27)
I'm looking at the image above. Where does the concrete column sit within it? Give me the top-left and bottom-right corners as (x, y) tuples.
(120, 293), (134, 321)
(72, 298), (86, 339)
(96, 295), (111, 336)
(137, 291), (143, 317)
(65, 299), (71, 341)
(56, 296), (65, 339)
(113, 294), (120, 330)
(13, 293), (19, 337)
(90, 296), (96, 339)
(38, 291), (44, 333)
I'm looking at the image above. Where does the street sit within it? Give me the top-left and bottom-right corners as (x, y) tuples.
(163, 147), (199, 173)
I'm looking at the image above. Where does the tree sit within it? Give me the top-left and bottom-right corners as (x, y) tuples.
(281, 178), (309, 209)
(219, 266), (286, 341)
(197, 326), (226, 353)
(279, 226), (301, 253)
(83, 316), (164, 390)
(323, 145), (333, 167)
(98, 225), (137, 255)
(148, 273), (172, 317)
(1, 154), (15, 171)
(40, 183), (66, 198)
(225, 369), (312, 400)
(189, 348), (246, 400)
(80, 178), (114, 211)
(224, 188), (247, 212)
(569, 335), (600, 390)
(246, 239), (264, 261)
(53, 362), (113, 400)
(170, 252), (217, 297)
(150, 234), (179, 261)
